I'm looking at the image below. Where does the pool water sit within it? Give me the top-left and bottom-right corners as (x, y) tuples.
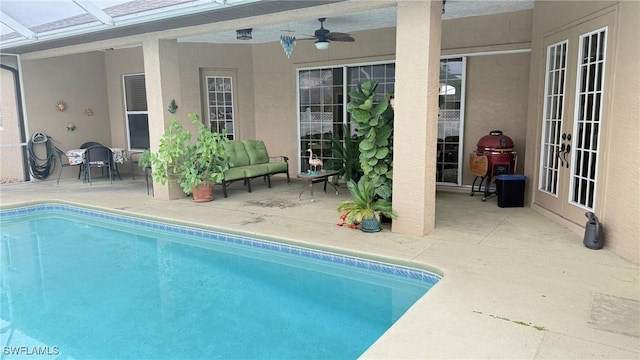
(0, 204), (439, 359)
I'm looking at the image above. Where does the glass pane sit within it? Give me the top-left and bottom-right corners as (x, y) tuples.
(124, 75), (147, 111)
(538, 41), (567, 195)
(128, 114), (150, 150)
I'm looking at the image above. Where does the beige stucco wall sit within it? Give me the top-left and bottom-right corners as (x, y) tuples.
(525, 1), (639, 263)
(104, 47), (145, 150)
(441, 10), (532, 187)
(0, 55), (25, 181)
(177, 42), (256, 140)
(462, 53), (531, 185)
(20, 51), (111, 182)
(605, 1), (640, 263)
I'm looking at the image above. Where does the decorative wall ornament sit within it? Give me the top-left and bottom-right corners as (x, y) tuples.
(66, 122), (76, 131)
(168, 99), (178, 114)
(56, 101), (67, 112)
(280, 35), (296, 59)
(84, 108), (93, 116)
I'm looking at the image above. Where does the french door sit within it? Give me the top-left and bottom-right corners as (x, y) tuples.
(536, 13), (614, 224)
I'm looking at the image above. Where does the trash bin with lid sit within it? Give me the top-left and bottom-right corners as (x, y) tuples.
(495, 174), (526, 208)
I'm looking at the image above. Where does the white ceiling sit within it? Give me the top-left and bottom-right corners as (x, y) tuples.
(0, 0), (534, 53)
(179, 0), (534, 44)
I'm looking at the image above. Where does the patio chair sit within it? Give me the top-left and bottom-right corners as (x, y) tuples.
(84, 146), (113, 185)
(54, 147), (73, 185)
(78, 141), (103, 179)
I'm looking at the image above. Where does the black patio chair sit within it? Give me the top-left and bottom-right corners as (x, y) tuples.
(84, 146), (113, 185)
(78, 141), (104, 179)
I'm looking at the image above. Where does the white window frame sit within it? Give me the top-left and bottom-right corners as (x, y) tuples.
(569, 26), (608, 211)
(538, 40), (568, 197)
(122, 73), (149, 152)
(205, 75), (235, 139)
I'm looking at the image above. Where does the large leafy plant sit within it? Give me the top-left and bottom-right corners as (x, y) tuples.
(346, 80), (394, 199)
(150, 113), (231, 195)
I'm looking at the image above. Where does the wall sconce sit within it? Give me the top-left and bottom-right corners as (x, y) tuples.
(236, 28), (252, 40)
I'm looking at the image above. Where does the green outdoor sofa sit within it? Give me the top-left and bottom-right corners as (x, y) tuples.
(219, 140), (290, 198)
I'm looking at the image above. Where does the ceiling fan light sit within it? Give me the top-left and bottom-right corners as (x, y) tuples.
(314, 40), (329, 50)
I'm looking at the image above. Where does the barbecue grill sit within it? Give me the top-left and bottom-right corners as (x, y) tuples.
(469, 130), (517, 201)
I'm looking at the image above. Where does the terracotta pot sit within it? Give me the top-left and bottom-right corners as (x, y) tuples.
(191, 183), (214, 202)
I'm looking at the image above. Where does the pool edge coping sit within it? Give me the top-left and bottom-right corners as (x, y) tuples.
(1, 200), (443, 285)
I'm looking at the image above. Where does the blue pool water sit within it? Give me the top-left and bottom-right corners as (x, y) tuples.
(0, 204), (440, 359)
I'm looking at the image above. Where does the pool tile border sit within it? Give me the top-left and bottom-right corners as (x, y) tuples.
(1, 203), (441, 285)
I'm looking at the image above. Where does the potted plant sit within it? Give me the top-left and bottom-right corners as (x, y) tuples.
(137, 149), (151, 170)
(346, 80), (394, 199)
(149, 113), (231, 202)
(337, 177), (397, 232)
(324, 124), (362, 183)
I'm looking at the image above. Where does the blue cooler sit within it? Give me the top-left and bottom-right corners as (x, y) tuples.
(495, 174), (526, 208)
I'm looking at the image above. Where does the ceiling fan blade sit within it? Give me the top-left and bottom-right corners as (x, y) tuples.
(327, 32), (355, 42)
(297, 37), (318, 41)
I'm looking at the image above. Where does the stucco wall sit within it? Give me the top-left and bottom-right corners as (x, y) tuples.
(442, 10), (532, 187)
(177, 42), (255, 140)
(526, 1), (639, 263)
(0, 55), (25, 181)
(21, 51), (111, 182)
(604, 1), (640, 263)
(462, 53), (530, 186)
(104, 47), (145, 151)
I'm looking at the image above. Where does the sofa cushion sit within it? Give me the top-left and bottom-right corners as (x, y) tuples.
(267, 162), (288, 173)
(242, 140), (269, 165)
(224, 141), (251, 168)
(223, 167), (246, 181)
(244, 163), (271, 178)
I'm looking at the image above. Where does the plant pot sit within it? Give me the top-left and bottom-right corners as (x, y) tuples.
(360, 216), (381, 233)
(191, 183), (214, 203)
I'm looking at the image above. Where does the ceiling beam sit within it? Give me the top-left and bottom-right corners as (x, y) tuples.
(73, 0), (115, 25)
(0, 12), (37, 39)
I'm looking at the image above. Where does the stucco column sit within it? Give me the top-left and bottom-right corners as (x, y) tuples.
(143, 37), (184, 200)
(391, 0), (442, 235)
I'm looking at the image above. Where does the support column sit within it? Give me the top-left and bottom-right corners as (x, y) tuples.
(391, 0), (442, 235)
(143, 37), (184, 200)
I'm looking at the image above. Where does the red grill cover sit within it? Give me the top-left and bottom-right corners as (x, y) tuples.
(477, 130), (514, 152)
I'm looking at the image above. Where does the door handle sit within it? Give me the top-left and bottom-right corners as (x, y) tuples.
(563, 144), (571, 168)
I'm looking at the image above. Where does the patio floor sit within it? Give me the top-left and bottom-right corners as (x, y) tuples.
(1, 174), (638, 359)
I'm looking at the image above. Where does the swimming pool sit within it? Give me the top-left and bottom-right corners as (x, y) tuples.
(1, 203), (440, 359)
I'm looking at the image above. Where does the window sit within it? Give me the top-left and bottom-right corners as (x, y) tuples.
(205, 76), (235, 139)
(570, 28), (607, 209)
(437, 57), (465, 185)
(123, 74), (149, 151)
(539, 41), (568, 196)
(297, 62), (395, 172)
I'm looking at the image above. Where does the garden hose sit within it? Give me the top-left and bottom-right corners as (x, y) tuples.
(27, 132), (58, 180)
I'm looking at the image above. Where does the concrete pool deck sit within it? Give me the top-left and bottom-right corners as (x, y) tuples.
(1, 175), (638, 359)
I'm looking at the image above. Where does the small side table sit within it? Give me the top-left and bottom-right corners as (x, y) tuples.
(297, 170), (339, 201)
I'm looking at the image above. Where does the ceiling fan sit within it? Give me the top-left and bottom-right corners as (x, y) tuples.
(299, 18), (355, 50)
